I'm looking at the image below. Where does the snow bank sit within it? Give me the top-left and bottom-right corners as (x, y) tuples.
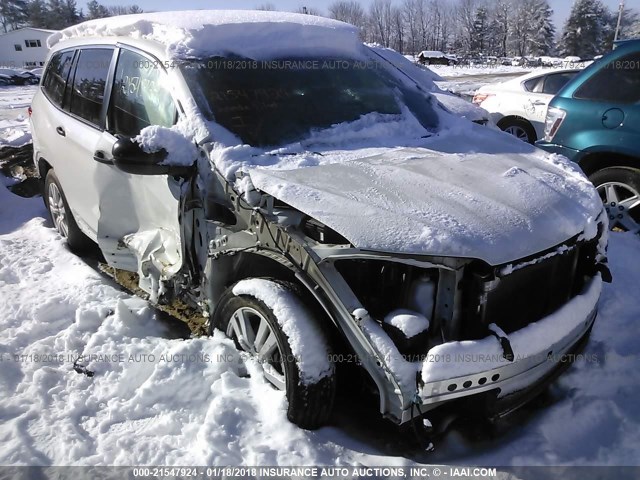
(48, 11), (362, 61)
(0, 183), (340, 466)
(232, 279), (333, 385)
(0, 86), (37, 149)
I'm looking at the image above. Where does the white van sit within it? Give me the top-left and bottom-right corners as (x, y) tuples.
(31, 11), (610, 432)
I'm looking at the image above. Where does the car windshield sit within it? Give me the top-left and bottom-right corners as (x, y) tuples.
(181, 56), (438, 147)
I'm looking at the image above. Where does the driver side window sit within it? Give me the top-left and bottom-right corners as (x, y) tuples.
(110, 49), (177, 136)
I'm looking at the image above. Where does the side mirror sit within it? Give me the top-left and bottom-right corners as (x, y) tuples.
(112, 138), (193, 176)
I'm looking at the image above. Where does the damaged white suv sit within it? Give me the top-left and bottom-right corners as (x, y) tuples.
(31, 11), (611, 431)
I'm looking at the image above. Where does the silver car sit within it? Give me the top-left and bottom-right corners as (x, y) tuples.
(30, 11), (610, 432)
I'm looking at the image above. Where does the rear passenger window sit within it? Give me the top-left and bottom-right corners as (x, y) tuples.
(69, 48), (113, 126)
(542, 72), (577, 95)
(110, 49), (177, 137)
(42, 51), (75, 107)
(523, 76), (543, 93)
(574, 52), (640, 103)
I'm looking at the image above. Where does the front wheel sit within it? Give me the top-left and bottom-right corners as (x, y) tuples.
(590, 167), (640, 233)
(212, 278), (336, 429)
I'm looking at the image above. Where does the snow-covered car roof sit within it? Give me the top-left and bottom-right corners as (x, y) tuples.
(419, 51), (447, 58)
(47, 10), (362, 61)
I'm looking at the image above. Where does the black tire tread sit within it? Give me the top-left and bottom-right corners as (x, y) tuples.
(212, 278), (336, 430)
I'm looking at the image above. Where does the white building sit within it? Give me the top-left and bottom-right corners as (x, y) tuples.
(0, 27), (58, 69)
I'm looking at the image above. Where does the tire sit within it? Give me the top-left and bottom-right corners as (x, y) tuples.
(498, 118), (537, 144)
(589, 167), (640, 233)
(44, 169), (94, 252)
(212, 279), (336, 429)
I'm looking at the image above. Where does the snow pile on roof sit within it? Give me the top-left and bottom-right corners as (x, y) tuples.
(48, 10), (362, 60)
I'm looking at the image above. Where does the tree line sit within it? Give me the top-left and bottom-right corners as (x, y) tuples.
(301, 0), (640, 59)
(0, 0), (142, 32)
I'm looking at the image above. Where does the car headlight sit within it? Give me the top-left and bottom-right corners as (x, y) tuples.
(544, 107), (566, 142)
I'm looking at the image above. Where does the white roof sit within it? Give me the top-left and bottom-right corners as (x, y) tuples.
(419, 51), (446, 58)
(0, 27), (58, 37)
(48, 10), (362, 60)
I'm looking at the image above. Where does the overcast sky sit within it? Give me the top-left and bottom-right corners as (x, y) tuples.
(78, 0), (639, 31)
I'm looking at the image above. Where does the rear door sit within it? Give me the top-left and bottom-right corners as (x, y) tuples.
(52, 47), (117, 238)
(32, 49), (76, 175)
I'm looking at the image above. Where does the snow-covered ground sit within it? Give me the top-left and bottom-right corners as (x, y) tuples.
(1, 83), (639, 466)
(0, 86), (36, 149)
(427, 65), (531, 78)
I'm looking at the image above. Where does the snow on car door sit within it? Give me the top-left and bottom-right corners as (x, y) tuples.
(96, 48), (183, 297)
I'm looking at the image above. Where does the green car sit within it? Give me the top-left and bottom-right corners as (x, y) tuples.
(537, 39), (640, 233)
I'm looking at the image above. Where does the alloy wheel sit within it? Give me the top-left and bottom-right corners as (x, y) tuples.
(598, 181), (640, 233)
(227, 306), (287, 390)
(504, 125), (530, 141)
(47, 182), (69, 238)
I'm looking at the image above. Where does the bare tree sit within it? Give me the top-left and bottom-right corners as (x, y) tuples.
(369, 0), (394, 46)
(390, 5), (405, 52)
(455, 0), (478, 54)
(328, 0), (366, 26)
(255, 3), (277, 10)
(295, 6), (322, 15)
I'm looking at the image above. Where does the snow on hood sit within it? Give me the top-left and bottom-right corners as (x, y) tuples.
(48, 10), (362, 60)
(249, 148), (602, 265)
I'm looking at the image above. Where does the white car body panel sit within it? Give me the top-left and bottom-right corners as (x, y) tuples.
(476, 68), (580, 141)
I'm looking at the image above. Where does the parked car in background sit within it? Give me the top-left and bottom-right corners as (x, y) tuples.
(537, 39), (640, 233)
(473, 68), (581, 143)
(0, 68), (40, 86)
(417, 50), (458, 66)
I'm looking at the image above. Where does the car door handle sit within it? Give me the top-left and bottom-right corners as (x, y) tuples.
(531, 100), (546, 106)
(55, 126), (65, 136)
(93, 150), (113, 165)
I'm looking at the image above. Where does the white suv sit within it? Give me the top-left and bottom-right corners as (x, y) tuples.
(31, 11), (609, 433)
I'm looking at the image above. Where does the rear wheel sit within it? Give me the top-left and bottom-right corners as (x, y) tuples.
(499, 118), (537, 144)
(590, 167), (640, 233)
(212, 279), (336, 429)
(44, 169), (94, 252)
